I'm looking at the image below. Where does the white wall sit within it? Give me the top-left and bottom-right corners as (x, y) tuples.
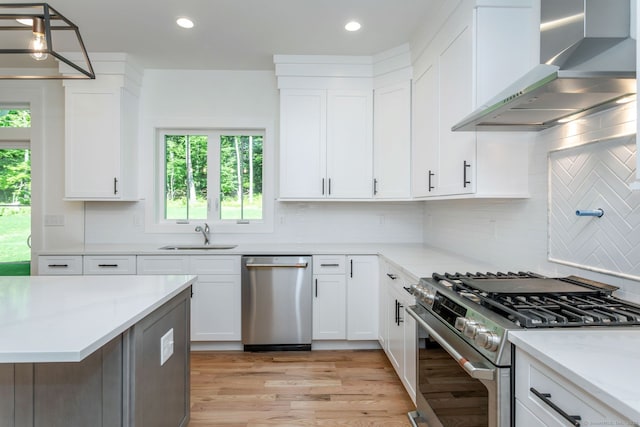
(422, 104), (640, 302)
(0, 81), (85, 265)
(82, 69), (425, 245)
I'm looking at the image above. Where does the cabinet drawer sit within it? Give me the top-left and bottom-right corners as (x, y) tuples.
(38, 256), (83, 275)
(189, 256), (240, 275)
(83, 255), (137, 275)
(515, 348), (631, 426)
(137, 256), (189, 274)
(313, 255), (346, 274)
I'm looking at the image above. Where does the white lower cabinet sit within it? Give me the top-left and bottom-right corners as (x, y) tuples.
(137, 255), (241, 342)
(312, 255), (379, 341)
(380, 259), (417, 401)
(346, 256), (379, 340)
(38, 255), (83, 275)
(515, 347), (632, 426)
(312, 255), (347, 340)
(83, 255), (136, 275)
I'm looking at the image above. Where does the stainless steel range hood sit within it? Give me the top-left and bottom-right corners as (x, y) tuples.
(452, 0), (636, 132)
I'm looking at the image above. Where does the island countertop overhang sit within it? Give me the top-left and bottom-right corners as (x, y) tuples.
(0, 274), (196, 363)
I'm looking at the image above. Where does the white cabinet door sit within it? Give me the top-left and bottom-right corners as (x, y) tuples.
(326, 90), (373, 198)
(191, 274), (241, 341)
(411, 64), (439, 198)
(386, 287), (404, 371)
(374, 82), (411, 199)
(279, 89), (373, 199)
(279, 89), (326, 198)
(136, 255), (241, 342)
(38, 256), (83, 275)
(437, 25), (476, 196)
(136, 256), (189, 274)
(515, 347), (633, 427)
(411, 2), (534, 199)
(312, 274), (347, 340)
(64, 78), (138, 200)
(65, 87), (121, 199)
(346, 256), (378, 340)
(83, 255), (136, 275)
(402, 292), (417, 399)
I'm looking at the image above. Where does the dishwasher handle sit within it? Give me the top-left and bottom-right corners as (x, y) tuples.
(245, 262), (309, 268)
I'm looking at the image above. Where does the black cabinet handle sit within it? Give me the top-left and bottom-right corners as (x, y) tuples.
(530, 388), (581, 427)
(48, 264), (69, 268)
(395, 300), (399, 325)
(386, 273), (397, 280)
(315, 278), (318, 298)
(463, 161), (471, 188)
(373, 178), (378, 195)
(328, 178), (332, 195)
(398, 302), (404, 324)
(350, 259), (353, 278)
(403, 286), (412, 294)
(98, 264), (119, 268)
(321, 178), (325, 195)
(320, 263), (340, 267)
(428, 170), (435, 192)
(114, 177), (118, 195)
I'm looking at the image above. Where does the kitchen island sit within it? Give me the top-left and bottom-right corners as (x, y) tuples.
(0, 274), (196, 427)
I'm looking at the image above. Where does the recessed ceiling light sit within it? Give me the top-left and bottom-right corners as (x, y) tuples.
(345, 21), (361, 32)
(176, 17), (194, 29)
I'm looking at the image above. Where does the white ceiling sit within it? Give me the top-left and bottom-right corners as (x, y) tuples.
(25, 0), (439, 70)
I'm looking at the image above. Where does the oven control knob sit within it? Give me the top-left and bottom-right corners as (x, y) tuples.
(475, 331), (500, 352)
(463, 322), (486, 339)
(454, 317), (468, 332)
(420, 290), (435, 306)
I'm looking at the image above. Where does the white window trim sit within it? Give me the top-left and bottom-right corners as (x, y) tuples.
(145, 119), (274, 234)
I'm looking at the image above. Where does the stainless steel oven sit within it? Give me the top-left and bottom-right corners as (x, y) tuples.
(407, 304), (511, 427)
(406, 271), (640, 427)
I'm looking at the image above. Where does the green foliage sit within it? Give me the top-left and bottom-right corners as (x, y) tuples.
(0, 150), (31, 205)
(0, 109), (30, 128)
(164, 132), (263, 221)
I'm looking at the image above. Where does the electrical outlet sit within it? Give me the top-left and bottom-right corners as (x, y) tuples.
(44, 214), (65, 227)
(160, 328), (174, 366)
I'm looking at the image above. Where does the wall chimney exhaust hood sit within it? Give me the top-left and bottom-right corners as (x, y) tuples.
(452, 0), (636, 132)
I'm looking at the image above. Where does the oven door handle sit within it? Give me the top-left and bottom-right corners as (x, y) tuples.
(407, 307), (495, 381)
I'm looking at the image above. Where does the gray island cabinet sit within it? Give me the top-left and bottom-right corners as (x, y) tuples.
(0, 275), (196, 427)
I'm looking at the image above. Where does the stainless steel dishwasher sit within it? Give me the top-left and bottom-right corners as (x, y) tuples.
(241, 255), (312, 351)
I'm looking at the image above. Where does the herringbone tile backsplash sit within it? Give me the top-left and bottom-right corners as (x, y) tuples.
(549, 135), (640, 280)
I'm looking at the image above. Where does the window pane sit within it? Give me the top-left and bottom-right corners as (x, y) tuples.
(164, 134), (207, 221)
(0, 109), (31, 128)
(219, 134), (263, 220)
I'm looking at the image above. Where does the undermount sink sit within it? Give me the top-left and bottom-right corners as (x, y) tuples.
(159, 244), (237, 250)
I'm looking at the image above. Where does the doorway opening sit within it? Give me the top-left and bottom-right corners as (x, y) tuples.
(0, 107), (31, 276)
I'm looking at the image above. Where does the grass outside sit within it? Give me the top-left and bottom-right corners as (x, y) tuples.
(166, 196), (262, 221)
(0, 207), (31, 275)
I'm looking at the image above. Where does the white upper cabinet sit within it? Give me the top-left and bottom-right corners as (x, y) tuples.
(326, 90), (373, 198)
(63, 54), (141, 200)
(278, 87), (373, 199)
(411, 0), (536, 199)
(276, 54), (415, 201)
(373, 81), (412, 199)
(279, 89), (327, 198)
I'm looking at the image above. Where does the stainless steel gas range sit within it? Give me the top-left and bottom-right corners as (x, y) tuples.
(406, 271), (640, 427)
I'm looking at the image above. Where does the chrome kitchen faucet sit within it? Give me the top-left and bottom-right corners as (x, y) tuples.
(195, 223), (210, 245)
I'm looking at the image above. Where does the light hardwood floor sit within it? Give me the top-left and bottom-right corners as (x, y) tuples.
(189, 350), (415, 426)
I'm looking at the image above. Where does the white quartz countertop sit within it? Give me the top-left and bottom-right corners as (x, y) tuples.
(508, 329), (640, 423)
(0, 275), (196, 363)
(38, 243), (500, 282)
